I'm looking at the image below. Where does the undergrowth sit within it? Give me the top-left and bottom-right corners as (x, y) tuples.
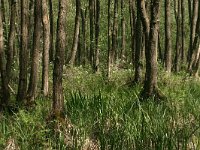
(1, 67), (200, 149)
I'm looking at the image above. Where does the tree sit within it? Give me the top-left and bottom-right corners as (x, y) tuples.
(107, 0), (112, 78)
(7, 0), (16, 80)
(188, 0), (199, 64)
(0, 0), (10, 107)
(27, 0), (42, 101)
(164, 0), (172, 73)
(52, 0), (67, 117)
(134, 0), (143, 83)
(68, 0), (81, 66)
(94, 0), (100, 73)
(42, 0), (50, 96)
(139, 0), (161, 99)
(17, 0), (29, 102)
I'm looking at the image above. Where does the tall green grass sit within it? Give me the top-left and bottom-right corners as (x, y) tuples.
(1, 68), (200, 149)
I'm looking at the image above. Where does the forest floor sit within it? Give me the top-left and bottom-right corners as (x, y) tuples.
(1, 67), (200, 149)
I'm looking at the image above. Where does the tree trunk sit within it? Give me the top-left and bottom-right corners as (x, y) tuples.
(134, 0), (143, 83)
(53, 0), (67, 117)
(81, 8), (87, 66)
(0, 1), (10, 107)
(49, 0), (54, 62)
(140, 0), (161, 99)
(68, 0), (81, 66)
(174, 0), (182, 72)
(107, 0), (112, 78)
(89, 0), (95, 67)
(94, 0), (100, 73)
(27, 0), (42, 101)
(41, 0), (50, 97)
(180, 0), (185, 62)
(188, 0), (199, 64)
(129, 0), (136, 67)
(121, 0), (126, 61)
(164, 0), (172, 73)
(111, 0), (118, 64)
(17, 0), (29, 102)
(6, 0), (16, 80)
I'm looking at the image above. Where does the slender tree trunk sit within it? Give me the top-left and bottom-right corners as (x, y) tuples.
(181, 0), (185, 61)
(53, 0), (67, 117)
(89, 0), (95, 67)
(6, 0), (16, 80)
(164, 0), (172, 73)
(49, 0), (54, 62)
(68, 0), (81, 66)
(42, 0), (50, 96)
(129, 0), (136, 66)
(111, 0), (118, 64)
(174, 0), (182, 72)
(134, 0), (143, 83)
(1, 0), (8, 43)
(121, 0), (126, 61)
(81, 8), (87, 66)
(0, 1), (10, 106)
(27, 0), (42, 101)
(107, 0), (112, 78)
(94, 0), (100, 73)
(17, 0), (29, 102)
(188, 0), (198, 64)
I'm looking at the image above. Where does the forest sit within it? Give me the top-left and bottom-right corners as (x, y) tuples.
(0, 0), (200, 149)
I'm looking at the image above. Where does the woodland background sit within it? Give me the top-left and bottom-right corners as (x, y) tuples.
(0, 0), (200, 149)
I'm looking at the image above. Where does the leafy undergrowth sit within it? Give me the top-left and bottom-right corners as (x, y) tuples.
(1, 67), (200, 149)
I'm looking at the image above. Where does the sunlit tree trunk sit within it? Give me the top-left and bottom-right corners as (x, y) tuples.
(68, 0), (81, 66)
(53, 0), (67, 117)
(42, 0), (50, 96)
(107, 0), (112, 78)
(27, 0), (42, 101)
(164, 0), (172, 73)
(140, 0), (161, 99)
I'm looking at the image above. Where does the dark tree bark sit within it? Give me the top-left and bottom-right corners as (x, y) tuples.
(174, 0), (182, 72)
(120, 0), (126, 61)
(52, 0), (67, 117)
(111, 0), (118, 64)
(81, 8), (87, 66)
(181, 0), (185, 61)
(94, 0), (100, 73)
(134, 0), (143, 83)
(0, 0), (10, 107)
(164, 0), (172, 73)
(89, 0), (95, 67)
(49, 0), (54, 62)
(27, 0), (42, 101)
(139, 0), (161, 99)
(6, 0), (16, 80)
(188, 0), (198, 63)
(129, 0), (136, 66)
(68, 0), (81, 66)
(17, 0), (29, 102)
(42, 0), (50, 96)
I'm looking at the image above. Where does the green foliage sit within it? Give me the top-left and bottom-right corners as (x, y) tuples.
(1, 68), (200, 149)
